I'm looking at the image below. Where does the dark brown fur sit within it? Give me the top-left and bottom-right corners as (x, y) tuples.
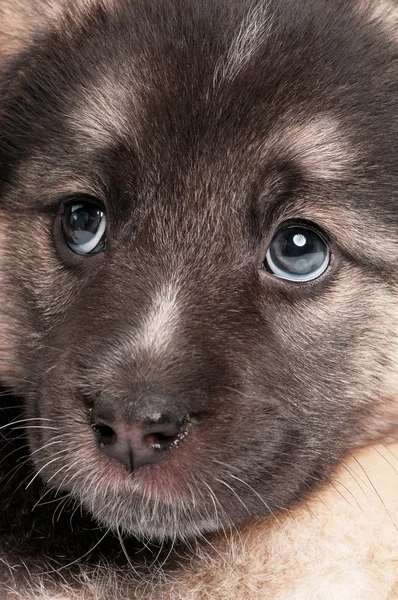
(0, 0), (397, 597)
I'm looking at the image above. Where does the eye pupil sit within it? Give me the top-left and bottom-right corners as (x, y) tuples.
(265, 225), (330, 282)
(61, 199), (106, 255)
(71, 205), (89, 229)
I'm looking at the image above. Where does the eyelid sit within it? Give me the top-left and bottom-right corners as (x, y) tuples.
(270, 219), (331, 243)
(61, 194), (106, 211)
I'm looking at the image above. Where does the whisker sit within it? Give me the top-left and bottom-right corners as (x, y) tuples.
(0, 417), (53, 431)
(371, 444), (398, 477)
(46, 462), (72, 487)
(0, 439), (29, 466)
(0, 437), (65, 487)
(340, 459), (373, 496)
(116, 527), (140, 576)
(152, 531), (177, 574)
(32, 487), (61, 510)
(327, 477), (363, 512)
(39, 527), (111, 575)
(214, 478), (251, 515)
(35, 343), (65, 355)
(211, 457), (249, 475)
(196, 530), (235, 573)
(200, 478), (230, 540)
(24, 454), (67, 490)
(12, 425), (61, 431)
(51, 456), (85, 494)
(69, 499), (82, 531)
(0, 452), (36, 486)
(347, 452), (398, 531)
(227, 472), (281, 524)
(29, 439), (65, 458)
(53, 494), (72, 525)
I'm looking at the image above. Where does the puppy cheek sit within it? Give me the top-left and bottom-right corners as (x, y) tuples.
(0, 221), (25, 388)
(352, 289), (398, 445)
(372, 299), (398, 438)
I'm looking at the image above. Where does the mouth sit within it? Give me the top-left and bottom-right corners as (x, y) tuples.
(67, 446), (221, 541)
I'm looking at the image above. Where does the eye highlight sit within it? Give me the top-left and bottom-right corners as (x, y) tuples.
(264, 224), (330, 282)
(60, 198), (107, 255)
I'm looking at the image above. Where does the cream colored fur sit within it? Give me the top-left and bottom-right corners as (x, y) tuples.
(166, 442), (398, 600)
(7, 442), (398, 599)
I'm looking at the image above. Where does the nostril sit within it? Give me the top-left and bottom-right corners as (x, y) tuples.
(143, 429), (179, 448)
(90, 407), (199, 471)
(93, 423), (117, 446)
(142, 418), (190, 449)
(143, 420), (181, 438)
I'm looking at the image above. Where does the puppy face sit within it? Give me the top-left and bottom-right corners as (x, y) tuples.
(0, 0), (397, 541)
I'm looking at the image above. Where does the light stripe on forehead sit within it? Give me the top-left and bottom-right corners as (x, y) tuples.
(356, 0), (398, 43)
(68, 73), (141, 152)
(257, 114), (355, 183)
(132, 284), (180, 358)
(214, 1), (274, 84)
(277, 115), (355, 181)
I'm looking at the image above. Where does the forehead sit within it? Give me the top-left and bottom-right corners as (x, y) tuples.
(2, 0), (398, 265)
(2, 1), (392, 169)
(56, 0), (393, 188)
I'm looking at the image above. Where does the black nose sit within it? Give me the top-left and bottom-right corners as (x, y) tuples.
(92, 410), (188, 471)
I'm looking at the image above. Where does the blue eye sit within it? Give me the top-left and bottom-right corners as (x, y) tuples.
(264, 225), (330, 282)
(61, 199), (106, 255)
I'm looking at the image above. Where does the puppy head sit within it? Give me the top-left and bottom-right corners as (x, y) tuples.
(0, 0), (397, 541)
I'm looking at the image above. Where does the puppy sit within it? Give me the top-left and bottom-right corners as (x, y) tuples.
(0, 0), (397, 598)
